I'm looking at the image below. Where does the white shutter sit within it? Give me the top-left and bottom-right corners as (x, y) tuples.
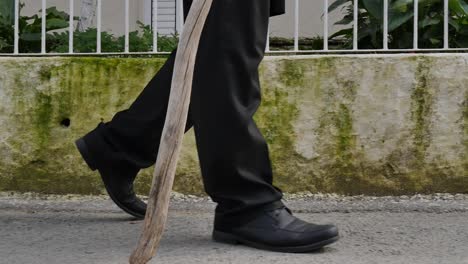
(158, 0), (177, 35)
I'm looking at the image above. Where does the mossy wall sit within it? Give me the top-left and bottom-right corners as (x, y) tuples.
(0, 54), (466, 195)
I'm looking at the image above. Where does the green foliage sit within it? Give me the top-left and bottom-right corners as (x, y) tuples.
(49, 21), (179, 53)
(0, 4), (178, 53)
(0, 4), (77, 53)
(0, 4), (14, 51)
(329, 0), (468, 49)
(269, 36), (326, 51)
(0, 0), (15, 23)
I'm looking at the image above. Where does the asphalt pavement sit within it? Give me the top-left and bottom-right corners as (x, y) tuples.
(1, 192), (468, 264)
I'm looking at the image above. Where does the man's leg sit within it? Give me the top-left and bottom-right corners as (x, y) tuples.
(184, 0), (284, 217)
(75, 46), (196, 218)
(184, 0), (339, 252)
(80, 0), (283, 217)
(76, 0), (339, 251)
(80, 49), (193, 171)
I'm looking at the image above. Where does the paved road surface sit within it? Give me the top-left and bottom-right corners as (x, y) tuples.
(1, 192), (468, 264)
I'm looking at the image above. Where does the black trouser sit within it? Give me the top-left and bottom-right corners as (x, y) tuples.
(84, 0), (283, 217)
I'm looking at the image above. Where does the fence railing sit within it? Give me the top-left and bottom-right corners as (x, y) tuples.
(268, 0), (467, 53)
(4, 0), (468, 56)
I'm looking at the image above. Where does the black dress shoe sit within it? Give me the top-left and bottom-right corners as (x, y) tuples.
(213, 201), (339, 253)
(75, 137), (147, 219)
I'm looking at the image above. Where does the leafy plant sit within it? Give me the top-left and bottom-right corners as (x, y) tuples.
(268, 36), (326, 50)
(0, 0), (14, 24)
(0, 3), (76, 53)
(48, 21), (179, 53)
(0, 3), (178, 53)
(329, 0), (468, 49)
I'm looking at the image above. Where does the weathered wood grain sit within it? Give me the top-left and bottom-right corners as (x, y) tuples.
(129, 0), (213, 263)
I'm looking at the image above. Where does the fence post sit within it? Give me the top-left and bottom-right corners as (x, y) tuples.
(125, 0), (129, 53)
(41, 0), (47, 54)
(69, 0), (74, 53)
(294, 0), (299, 51)
(443, 0), (449, 49)
(353, 0), (358, 50)
(413, 0), (418, 49)
(152, 0), (158, 52)
(323, 0), (328, 51)
(14, 0), (19, 54)
(383, 0), (388, 50)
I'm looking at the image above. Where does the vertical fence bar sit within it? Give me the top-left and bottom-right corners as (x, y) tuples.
(14, 0), (19, 54)
(323, 0), (328, 51)
(152, 0), (158, 52)
(353, 0), (358, 50)
(383, 0), (388, 50)
(413, 0), (418, 49)
(176, 0), (184, 30)
(294, 0), (299, 51)
(443, 0), (449, 49)
(69, 0), (74, 53)
(266, 24), (270, 52)
(41, 0), (46, 54)
(124, 0), (129, 53)
(96, 0), (102, 53)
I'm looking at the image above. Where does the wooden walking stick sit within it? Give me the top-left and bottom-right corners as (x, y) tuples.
(129, 0), (213, 263)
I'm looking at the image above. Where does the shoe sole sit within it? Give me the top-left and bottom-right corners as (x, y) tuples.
(212, 230), (339, 253)
(75, 137), (146, 220)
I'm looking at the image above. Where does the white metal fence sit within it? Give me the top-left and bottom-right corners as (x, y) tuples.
(4, 0), (468, 56)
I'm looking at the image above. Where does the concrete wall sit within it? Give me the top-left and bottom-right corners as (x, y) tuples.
(0, 54), (467, 195)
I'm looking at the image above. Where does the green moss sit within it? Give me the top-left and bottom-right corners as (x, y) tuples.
(34, 93), (53, 147)
(411, 58), (433, 161)
(281, 59), (305, 87)
(0, 57), (169, 195)
(1, 55), (467, 195)
(327, 103), (358, 192)
(38, 67), (52, 82)
(256, 61), (310, 192)
(335, 104), (355, 160)
(56, 66), (73, 127)
(265, 56), (454, 196)
(463, 91), (468, 173)
(393, 57), (435, 192)
(5, 163), (102, 194)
